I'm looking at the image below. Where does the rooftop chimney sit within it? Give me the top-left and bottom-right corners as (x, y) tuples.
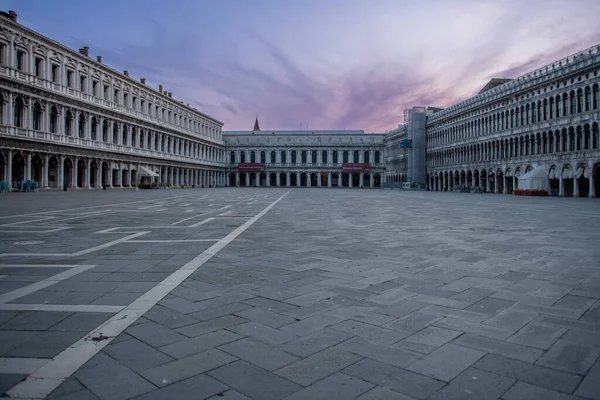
(140, 78), (146, 84)
(123, 70), (129, 77)
(79, 46), (90, 57)
(96, 55), (102, 64)
(168, 92), (172, 98)
(8, 10), (17, 22)
(158, 84), (163, 92)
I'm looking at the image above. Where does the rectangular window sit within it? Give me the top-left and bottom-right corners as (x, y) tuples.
(92, 80), (98, 96)
(34, 58), (43, 77)
(140, 99), (145, 113)
(66, 70), (73, 88)
(132, 96), (138, 110)
(51, 65), (59, 83)
(16, 50), (24, 71)
(123, 93), (129, 107)
(80, 76), (86, 92)
(114, 89), (119, 104)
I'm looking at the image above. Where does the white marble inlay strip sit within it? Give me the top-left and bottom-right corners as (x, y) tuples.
(0, 227), (71, 233)
(189, 217), (216, 228)
(126, 239), (219, 243)
(70, 232), (148, 256)
(45, 210), (111, 223)
(219, 210), (234, 216)
(1, 216), (56, 227)
(0, 264), (79, 268)
(171, 211), (211, 226)
(0, 265), (96, 304)
(0, 304), (123, 313)
(6, 189), (292, 400)
(0, 358), (50, 374)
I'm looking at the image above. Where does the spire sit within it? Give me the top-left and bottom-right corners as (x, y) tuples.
(253, 114), (261, 131)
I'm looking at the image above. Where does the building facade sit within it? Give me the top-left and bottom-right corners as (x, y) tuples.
(223, 124), (385, 188)
(424, 45), (600, 197)
(0, 11), (227, 191)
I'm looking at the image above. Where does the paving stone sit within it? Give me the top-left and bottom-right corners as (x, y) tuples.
(159, 329), (242, 359)
(47, 376), (86, 399)
(474, 354), (582, 394)
(141, 348), (237, 387)
(7, 331), (85, 358)
(367, 288), (416, 305)
(219, 337), (299, 371)
(331, 319), (408, 344)
(208, 360), (301, 400)
(74, 352), (155, 400)
(125, 321), (187, 347)
(376, 300), (429, 318)
(384, 312), (440, 334)
(356, 386), (417, 400)
(428, 367), (514, 400)
(206, 390), (252, 400)
(279, 311), (348, 337)
(283, 372), (373, 400)
(283, 301), (339, 319)
(338, 337), (422, 368)
(142, 305), (200, 329)
(0, 311), (71, 331)
(400, 326), (463, 354)
(235, 307), (296, 328)
(536, 340), (600, 375)
(450, 287), (495, 303)
(327, 307), (396, 326)
(187, 302), (253, 321)
(501, 381), (584, 400)
(465, 297), (515, 315)
(102, 337), (174, 372)
(275, 347), (362, 386)
(575, 359), (600, 399)
(175, 315), (247, 337)
(483, 308), (539, 331)
(228, 321), (299, 345)
(433, 317), (514, 340)
(407, 343), (486, 382)
(507, 323), (567, 349)
(452, 333), (544, 363)
(562, 328), (600, 347)
(0, 373), (28, 397)
(131, 374), (227, 400)
(343, 358), (445, 399)
(242, 296), (298, 313)
(421, 305), (490, 322)
(278, 328), (354, 358)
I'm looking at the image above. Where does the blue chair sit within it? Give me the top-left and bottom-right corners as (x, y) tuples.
(0, 180), (7, 193)
(32, 180), (39, 191)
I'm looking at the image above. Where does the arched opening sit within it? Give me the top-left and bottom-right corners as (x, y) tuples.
(460, 170), (466, 185)
(466, 170), (472, 188)
(576, 164), (589, 197)
(101, 161), (110, 188)
(13, 97), (25, 128)
(269, 173), (276, 186)
(48, 156), (59, 188)
(90, 160), (98, 188)
(548, 165), (559, 196)
(63, 157), (73, 188)
(279, 173), (287, 187)
(121, 168), (128, 187)
(488, 171), (495, 193)
(561, 164), (573, 196)
(259, 172), (267, 186)
(310, 172), (318, 187)
(331, 173), (339, 187)
(342, 173), (349, 187)
(0, 152), (5, 185)
(11, 152), (25, 188)
(480, 169), (487, 192)
(31, 154), (43, 183)
(32, 102), (42, 130)
(352, 173), (360, 187)
(353, 151), (359, 163)
(77, 159), (86, 188)
(78, 113), (86, 138)
(504, 168), (513, 194)
(240, 151), (246, 163)
(321, 172), (328, 187)
(300, 173), (307, 187)
(374, 174), (381, 187)
(91, 117), (98, 141)
(364, 173), (371, 187)
(239, 172), (247, 187)
(593, 163), (600, 198)
(290, 173), (298, 187)
(249, 172), (256, 186)
(64, 110), (73, 136)
(131, 169), (137, 187)
(496, 169), (504, 194)
(49, 106), (58, 133)
(113, 123), (119, 144)
(250, 151), (256, 163)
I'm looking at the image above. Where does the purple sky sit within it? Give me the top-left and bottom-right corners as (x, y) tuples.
(6, 0), (600, 132)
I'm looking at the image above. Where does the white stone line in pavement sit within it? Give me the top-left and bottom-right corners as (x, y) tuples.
(137, 203), (167, 210)
(40, 210), (111, 224)
(0, 232), (148, 258)
(1, 216), (56, 227)
(0, 264), (80, 268)
(0, 227), (71, 233)
(6, 189), (292, 400)
(154, 208), (168, 212)
(189, 217), (216, 228)
(0, 358), (50, 374)
(0, 265), (96, 304)
(0, 304), (124, 313)
(171, 211), (211, 226)
(0, 194), (191, 220)
(125, 239), (219, 243)
(218, 210), (234, 216)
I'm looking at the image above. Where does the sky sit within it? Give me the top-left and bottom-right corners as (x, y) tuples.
(5, 0), (600, 132)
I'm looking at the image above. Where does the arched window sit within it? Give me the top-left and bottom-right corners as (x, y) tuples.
(281, 151), (286, 163)
(78, 113), (85, 138)
(122, 125), (128, 146)
(291, 150), (297, 163)
(593, 85), (599, 109)
(270, 151), (276, 163)
(13, 97), (25, 128)
(322, 150), (328, 163)
(131, 128), (137, 148)
(64, 110), (73, 135)
(577, 89), (584, 113)
(91, 117), (98, 140)
(343, 151), (348, 163)
(353, 150), (359, 163)
(301, 150), (307, 164)
(570, 91), (576, 114)
(333, 151), (338, 163)
(585, 87), (591, 111)
(250, 151), (256, 163)
(113, 123), (119, 143)
(364, 151), (370, 163)
(311, 150), (317, 164)
(260, 151), (266, 163)
(230, 151), (235, 164)
(32, 101), (42, 131)
(102, 121), (109, 142)
(0, 95), (4, 124)
(240, 151), (246, 163)
(375, 151), (380, 163)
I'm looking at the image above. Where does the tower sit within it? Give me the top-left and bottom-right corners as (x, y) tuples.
(253, 115), (261, 131)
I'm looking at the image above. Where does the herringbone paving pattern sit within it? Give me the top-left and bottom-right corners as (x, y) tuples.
(1, 188), (599, 399)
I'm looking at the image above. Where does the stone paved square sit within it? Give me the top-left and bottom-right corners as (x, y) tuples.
(0, 188), (599, 399)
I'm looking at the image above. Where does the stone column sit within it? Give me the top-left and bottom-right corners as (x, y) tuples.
(317, 172), (321, 187)
(6, 149), (13, 190)
(370, 174), (374, 188)
(128, 165), (133, 187)
(25, 153), (32, 181)
(359, 173), (364, 188)
(573, 177), (579, 197)
(58, 156), (64, 190)
(245, 173), (250, 186)
(328, 173), (332, 187)
(86, 159), (92, 188)
(286, 172), (290, 187)
(558, 178), (564, 197)
(255, 172), (260, 187)
(72, 157), (79, 188)
(276, 173), (280, 187)
(43, 154), (49, 188)
(589, 174), (596, 198)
